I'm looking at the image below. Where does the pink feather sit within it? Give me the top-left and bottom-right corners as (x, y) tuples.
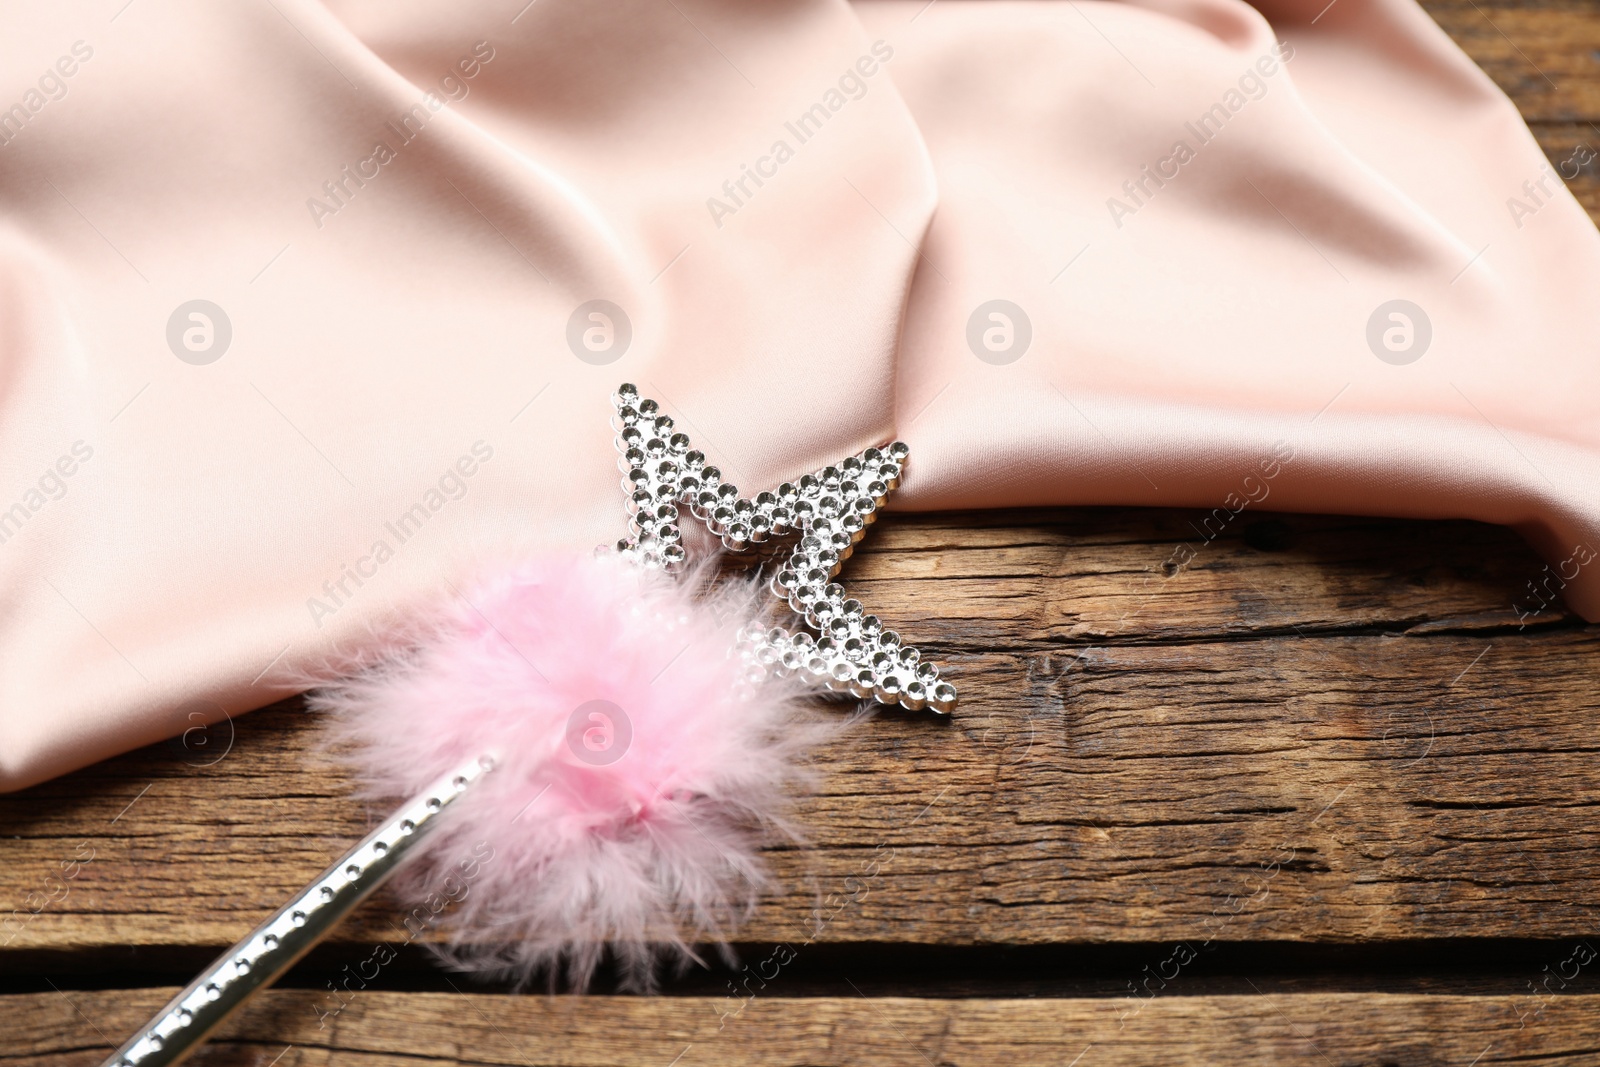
(311, 550), (834, 990)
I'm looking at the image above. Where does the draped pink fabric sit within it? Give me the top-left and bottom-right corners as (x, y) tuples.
(0, 0), (1595, 790)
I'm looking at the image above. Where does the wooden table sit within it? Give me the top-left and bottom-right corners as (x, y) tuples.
(9, 4), (1600, 1064)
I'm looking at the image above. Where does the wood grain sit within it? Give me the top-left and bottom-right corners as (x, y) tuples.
(11, 988), (1600, 1067)
(4, 512), (1599, 957)
(1426, 0), (1600, 123)
(1533, 124), (1600, 222)
(7, 3), (1600, 1063)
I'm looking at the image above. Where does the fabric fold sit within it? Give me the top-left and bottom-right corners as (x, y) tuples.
(0, 0), (1595, 789)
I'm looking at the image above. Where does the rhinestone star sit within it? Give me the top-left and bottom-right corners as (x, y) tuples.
(608, 383), (956, 715)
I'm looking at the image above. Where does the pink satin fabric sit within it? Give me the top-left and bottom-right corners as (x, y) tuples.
(0, 0), (1595, 790)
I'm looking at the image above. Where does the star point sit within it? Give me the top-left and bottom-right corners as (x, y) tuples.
(609, 383), (955, 714)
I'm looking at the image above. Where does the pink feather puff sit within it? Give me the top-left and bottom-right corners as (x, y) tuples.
(311, 550), (834, 990)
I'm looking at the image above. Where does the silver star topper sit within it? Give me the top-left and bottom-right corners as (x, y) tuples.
(609, 384), (956, 715)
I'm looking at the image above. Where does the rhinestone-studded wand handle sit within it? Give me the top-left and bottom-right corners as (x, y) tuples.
(98, 753), (493, 1067)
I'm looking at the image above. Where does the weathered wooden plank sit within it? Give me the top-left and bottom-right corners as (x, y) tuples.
(1532, 123), (1600, 224)
(847, 511), (1581, 647)
(1426, 0), (1600, 122)
(10, 988), (1600, 1067)
(3, 527), (1598, 954)
(5, 6), (1600, 1045)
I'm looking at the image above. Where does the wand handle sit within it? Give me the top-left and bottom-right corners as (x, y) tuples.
(99, 753), (493, 1067)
